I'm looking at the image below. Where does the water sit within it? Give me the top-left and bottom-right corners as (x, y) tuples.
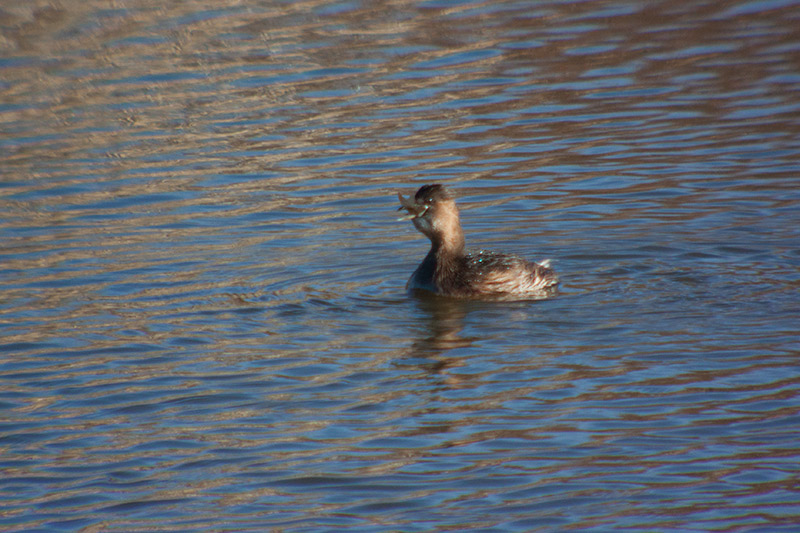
(2, 0), (799, 531)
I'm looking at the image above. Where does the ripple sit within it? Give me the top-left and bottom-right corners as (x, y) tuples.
(1, 0), (800, 531)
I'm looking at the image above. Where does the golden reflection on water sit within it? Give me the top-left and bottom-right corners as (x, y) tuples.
(2, 0), (799, 531)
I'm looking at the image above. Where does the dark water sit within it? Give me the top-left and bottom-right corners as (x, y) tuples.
(2, 0), (800, 531)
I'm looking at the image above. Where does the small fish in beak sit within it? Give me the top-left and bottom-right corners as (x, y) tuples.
(397, 192), (428, 221)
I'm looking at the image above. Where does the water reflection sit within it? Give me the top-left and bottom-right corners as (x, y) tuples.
(2, 0), (800, 530)
(408, 292), (474, 355)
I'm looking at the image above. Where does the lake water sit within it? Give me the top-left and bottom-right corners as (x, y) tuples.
(2, 0), (799, 531)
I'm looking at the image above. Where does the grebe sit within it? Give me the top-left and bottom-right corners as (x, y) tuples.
(398, 184), (558, 300)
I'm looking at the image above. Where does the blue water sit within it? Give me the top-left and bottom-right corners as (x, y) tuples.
(2, 0), (799, 531)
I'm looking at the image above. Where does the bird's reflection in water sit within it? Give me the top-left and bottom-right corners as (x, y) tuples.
(403, 288), (553, 387)
(404, 290), (482, 385)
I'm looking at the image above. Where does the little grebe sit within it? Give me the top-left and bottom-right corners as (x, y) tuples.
(398, 184), (558, 300)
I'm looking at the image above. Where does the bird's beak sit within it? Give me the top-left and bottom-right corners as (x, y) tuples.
(397, 192), (428, 221)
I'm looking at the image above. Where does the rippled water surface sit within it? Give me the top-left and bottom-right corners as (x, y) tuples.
(2, 0), (800, 531)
